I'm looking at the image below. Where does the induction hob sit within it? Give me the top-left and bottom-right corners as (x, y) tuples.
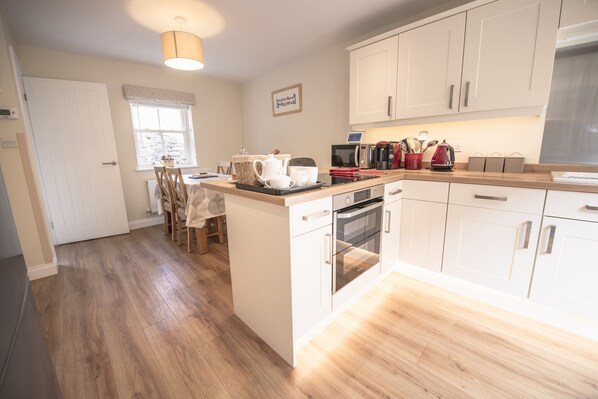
(318, 173), (379, 187)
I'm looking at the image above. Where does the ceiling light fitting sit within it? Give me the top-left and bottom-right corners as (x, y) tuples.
(161, 16), (204, 71)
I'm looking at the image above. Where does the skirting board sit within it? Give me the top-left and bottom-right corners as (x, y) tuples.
(393, 262), (598, 342)
(129, 215), (163, 230)
(28, 261), (58, 280)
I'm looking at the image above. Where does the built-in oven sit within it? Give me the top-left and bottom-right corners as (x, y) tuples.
(331, 144), (360, 168)
(332, 185), (384, 294)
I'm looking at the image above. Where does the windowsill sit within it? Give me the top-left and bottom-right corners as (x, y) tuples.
(136, 165), (199, 172)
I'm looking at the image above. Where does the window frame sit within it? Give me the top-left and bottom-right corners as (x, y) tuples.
(129, 102), (197, 171)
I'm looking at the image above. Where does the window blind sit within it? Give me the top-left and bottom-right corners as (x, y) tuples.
(122, 84), (195, 106)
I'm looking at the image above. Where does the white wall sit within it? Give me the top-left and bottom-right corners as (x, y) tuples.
(17, 45), (243, 222)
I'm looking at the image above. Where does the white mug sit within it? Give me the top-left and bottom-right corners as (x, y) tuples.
(288, 166), (318, 185)
(265, 175), (295, 190)
(289, 169), (308, 187)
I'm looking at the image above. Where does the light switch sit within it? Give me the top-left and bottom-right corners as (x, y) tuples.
(1, 138), (18, 148)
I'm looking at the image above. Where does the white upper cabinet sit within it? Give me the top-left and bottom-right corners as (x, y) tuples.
(349, 36), (398, 124)
(460, 0), (561, 112)
(396, 13), (466, 118)
(560, 0), (598, 28)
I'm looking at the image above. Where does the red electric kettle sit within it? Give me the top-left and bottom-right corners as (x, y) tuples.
(431, 140), (455, 170)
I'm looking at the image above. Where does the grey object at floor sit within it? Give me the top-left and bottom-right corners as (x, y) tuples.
(288, 157), (316, 167)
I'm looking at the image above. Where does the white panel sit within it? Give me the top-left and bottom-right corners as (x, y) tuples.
(449, 183), (546, 214)
(560, 0), (598, 28)
(381, 199), (402, 274)
(290, 197), (332, 237)
(24, 77), (129, 244)
(544, 190), (598, 222)
(147, 179), (159, 213)
(402, 180), (449, 203)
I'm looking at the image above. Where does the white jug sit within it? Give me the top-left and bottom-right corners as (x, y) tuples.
(253, 154), (289, 183)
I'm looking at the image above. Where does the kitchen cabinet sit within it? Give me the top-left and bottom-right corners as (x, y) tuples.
(291, 224), (333, 340)
(399, 181), (449, 272)
(381, 181), (403, 274)
(442, 184), (544, 297)
(395, 13), (466, 118)
(349, 36), (398, 124)
(529, 190), (598, 321)
(560, 0), (598, 28)
(460, 0), (561, 113)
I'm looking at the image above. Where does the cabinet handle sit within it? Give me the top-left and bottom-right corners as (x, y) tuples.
(102, 161), (117, 166)
(385, 210), (391, 233)
(325, 233), (332, 265)
(389, 188), (402, 196)
(546, 225), (556, 254)
(585, 205), (598, 212)
(464, 81), (470, 107)
(387, 96), (392, 117)
(522, 221), (532, 249)
(302, 210), (331, 222)
(448, 84), (455, 109)
(474, 194), (508, 202)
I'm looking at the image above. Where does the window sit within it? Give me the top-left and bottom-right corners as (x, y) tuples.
(130, 103), (196, 170)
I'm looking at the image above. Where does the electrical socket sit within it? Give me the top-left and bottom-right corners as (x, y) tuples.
(1, 138), (18, 148)
(451, 142), (463, 152)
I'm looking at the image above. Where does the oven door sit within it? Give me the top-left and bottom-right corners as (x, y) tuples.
(333, 198), (383, 293)
(331, 144), (360, 167)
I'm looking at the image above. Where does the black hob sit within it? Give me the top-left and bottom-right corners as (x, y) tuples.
(318, 173), (379, 187)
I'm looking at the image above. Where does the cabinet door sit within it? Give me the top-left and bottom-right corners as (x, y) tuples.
(381, 199), (402, 274)
(291, 225), (333, 340)
(443, 205), (541, 297)
(399, 199), (447, 272)
(560, 0), (598, 28)
(396, 13), (465, 118)
(349, 36), (398, 124)
(460, 0), (560, 112)
(530, 217), (598, 321)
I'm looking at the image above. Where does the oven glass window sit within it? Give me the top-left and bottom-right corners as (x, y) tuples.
(335, 233), (380, 292)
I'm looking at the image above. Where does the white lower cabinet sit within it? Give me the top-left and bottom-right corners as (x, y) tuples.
(443, 205), (541, 297)
(399, 199), (447, 272)
(381, 198), (402, 274)
(291, 224), (333, 340)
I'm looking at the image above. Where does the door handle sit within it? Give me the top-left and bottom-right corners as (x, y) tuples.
(546, 225), (556, 254)
(585, 205), (598, 212)
(522, 221), (532, 249)
(302, 210), (331, 222)
(387, 96), (392, 117)
(474, 194), (508, 202)
(325, 233), (332, 265)
(102, 161), (117, 166)
(385, 210), (391, 233)
(464, 81), (470, 107)
(389, 188), (402, 196)
(448, 84), (455, 109)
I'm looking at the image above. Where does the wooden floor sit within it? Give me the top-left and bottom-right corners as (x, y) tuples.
(31, 225), (598, 399)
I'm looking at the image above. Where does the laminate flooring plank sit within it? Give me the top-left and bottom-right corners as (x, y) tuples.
(143, 316), (231, 399)
(30, 273), (63, 354)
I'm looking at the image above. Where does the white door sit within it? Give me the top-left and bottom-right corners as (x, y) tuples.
(24, 77), (129, 245)
(381, 199), (401, 274)
(460, 0), (561, 112)
(291, 225), (332, 340)
(396, 13), (466, 118)
(399, 199), (446, 272)
(443, 205), (541, 297)
(560, 0), (598, 28)
(530, 217), (598, 321)
(349, 36), (398, 124)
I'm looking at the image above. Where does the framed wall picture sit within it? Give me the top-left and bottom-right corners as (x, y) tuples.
(271, 83), (302, 117)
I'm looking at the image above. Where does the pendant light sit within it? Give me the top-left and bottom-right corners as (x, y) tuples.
(161, 17), (204, 71)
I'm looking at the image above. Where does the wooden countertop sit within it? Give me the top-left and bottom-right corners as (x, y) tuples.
(202, 169), (598, 207)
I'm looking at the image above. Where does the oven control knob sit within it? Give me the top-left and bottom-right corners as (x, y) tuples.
(345, 197), (351, 205)
(373, 189), (379, 196)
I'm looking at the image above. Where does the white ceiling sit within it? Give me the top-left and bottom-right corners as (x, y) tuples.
(0, 0), (470, 82)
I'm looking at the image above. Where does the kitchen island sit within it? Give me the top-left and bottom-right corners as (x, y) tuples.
(203, 167), (598, 367)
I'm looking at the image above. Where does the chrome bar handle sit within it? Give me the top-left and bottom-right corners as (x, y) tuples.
(546, 225), (556, 254)
(325, 233), (332, 264)
(585, 205), (598, 212)
(474, 194), (508, 202)
(387, 96), (392, 117)
(389, 188), (402, 196)
(302, 210), (331, 222)
(336, 201), (383, 219)
(448, 84), (455, 109)
(385, 210), (391, 233)
(355, 145), (359, 168)
(102, 161), (117, 166)
(522, 221), (532, 249)
(464, 81), (470, 107)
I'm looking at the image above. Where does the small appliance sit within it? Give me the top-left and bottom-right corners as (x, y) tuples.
(375, 141), (390, 170)
(431, 139), (455, 170)
(389, 141), (402, 169)
(359, 143), (375, 169)
(331, 144), (360, 168)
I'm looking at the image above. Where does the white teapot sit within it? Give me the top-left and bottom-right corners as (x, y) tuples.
(253, 154), (289, 183)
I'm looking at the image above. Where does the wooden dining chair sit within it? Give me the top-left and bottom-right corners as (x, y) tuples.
(216, 161), (232, 175)
(154, 166), (176, 241)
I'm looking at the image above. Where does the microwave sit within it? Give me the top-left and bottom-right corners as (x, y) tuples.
(331, 144), (360, 167)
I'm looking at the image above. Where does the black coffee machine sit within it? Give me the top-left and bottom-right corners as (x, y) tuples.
(375, 141), (390, 170)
